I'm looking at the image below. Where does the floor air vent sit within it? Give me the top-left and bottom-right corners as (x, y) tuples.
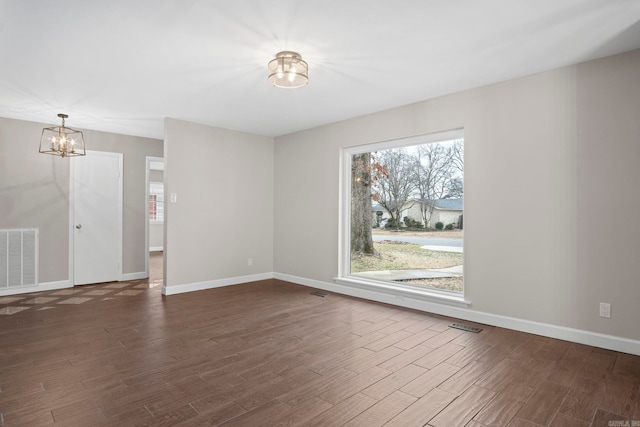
(310, 291), (328, 298)
(449, 323), (482, 333)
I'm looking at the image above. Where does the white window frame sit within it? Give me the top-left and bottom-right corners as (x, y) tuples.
(149, 181), (164, 224)
(337, 128), (469, 307)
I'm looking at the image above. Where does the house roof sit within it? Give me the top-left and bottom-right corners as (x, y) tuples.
(431, 199), (463, 211)
(372, 199), (463, 211)
(1, 1), (639, 139)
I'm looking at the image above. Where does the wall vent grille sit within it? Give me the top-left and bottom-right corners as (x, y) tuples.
(0, 229), (38, 288)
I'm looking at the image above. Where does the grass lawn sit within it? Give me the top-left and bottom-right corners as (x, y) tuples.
(351, 241), (463, 272)
(351, 241), (464, 292)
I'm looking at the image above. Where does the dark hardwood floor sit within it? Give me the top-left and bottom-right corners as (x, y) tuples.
(1, 252), (639, 426)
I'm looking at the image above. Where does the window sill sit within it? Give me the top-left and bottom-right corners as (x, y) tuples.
(150, 220), (164, 225)
(334, 276), (470, 308)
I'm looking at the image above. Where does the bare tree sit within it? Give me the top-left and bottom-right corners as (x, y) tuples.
(447, 140), (464, 200)
(414, 142), (462, 228)
(374, 149), (416, 231)
(351, 152), (389, 255)
(451, 140), (464, 173)
(351, 153), (374, 255)
(447, 176), (464, 199)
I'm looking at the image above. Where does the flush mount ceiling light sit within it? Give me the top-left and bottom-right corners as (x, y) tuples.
(39, 113), (85, 158)
(268, 51), (309, 88)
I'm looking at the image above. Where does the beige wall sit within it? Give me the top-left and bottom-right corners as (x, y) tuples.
(576, 50), (640, 336)
(0, 118), (70, 282)
(274, 49), (640, 342)
(149, 169), (164, 182)
(0, 117), (163, 283)
(163, 118), (274, 289)
(150, 224), (164, 250)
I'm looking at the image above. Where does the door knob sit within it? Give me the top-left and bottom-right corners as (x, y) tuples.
(75, 224), (82, 229)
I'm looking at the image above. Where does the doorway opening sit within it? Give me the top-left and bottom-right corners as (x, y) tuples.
(145, 156), (164, 280)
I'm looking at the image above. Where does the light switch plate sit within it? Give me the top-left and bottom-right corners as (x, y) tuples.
(599, 303), (611, 318)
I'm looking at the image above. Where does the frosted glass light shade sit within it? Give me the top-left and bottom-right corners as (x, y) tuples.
(268, 51), (309, 88)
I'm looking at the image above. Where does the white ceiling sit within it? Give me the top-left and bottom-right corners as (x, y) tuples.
(1, 1), (639, 139)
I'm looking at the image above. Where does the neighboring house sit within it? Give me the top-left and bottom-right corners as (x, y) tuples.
(406, 198), (463, 228)
(371, 202), (413, 227)
(373, 199), (463, 228)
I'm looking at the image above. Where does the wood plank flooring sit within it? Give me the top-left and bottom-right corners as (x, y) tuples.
(1, 253), (639, 426)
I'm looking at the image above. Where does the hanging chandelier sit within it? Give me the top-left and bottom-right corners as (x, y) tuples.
(39, 113), (86, 158)
(267, 51), (309, 88)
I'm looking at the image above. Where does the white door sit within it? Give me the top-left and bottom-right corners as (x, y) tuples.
(71, 151), (123, 285)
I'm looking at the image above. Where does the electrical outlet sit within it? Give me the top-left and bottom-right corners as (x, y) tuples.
(599, 303), (611, 319)
(248, 258), (253, 266)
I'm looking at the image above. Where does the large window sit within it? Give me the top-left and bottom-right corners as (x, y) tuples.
(341, 129), (464, 297)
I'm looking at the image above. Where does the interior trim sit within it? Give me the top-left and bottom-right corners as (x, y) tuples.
(161, 272), (274, 296)
(0, 280), (70, 296)
(275, 272), (640, 356)
(120, 271), (148, 281)
(335, 276), (470, 307)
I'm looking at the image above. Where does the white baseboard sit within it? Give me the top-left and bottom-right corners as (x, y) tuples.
(274, 273), (640, 357)
(149, 247), (163, 252)
(0, 280), (71, 296)
(121, 271), (148, 281)
(162, 272), (275, 296)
